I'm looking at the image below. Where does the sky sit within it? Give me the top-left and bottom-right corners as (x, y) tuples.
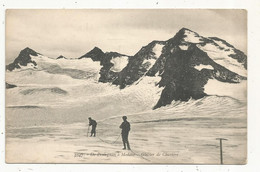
(5, 9), (247, 64)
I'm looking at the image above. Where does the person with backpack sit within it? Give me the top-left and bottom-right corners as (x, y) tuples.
(88, 117), (97, 137)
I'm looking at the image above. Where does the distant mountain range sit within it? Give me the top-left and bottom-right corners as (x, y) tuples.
(6, 28), (247, 109)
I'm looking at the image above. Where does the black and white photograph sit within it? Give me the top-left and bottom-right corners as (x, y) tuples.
(5, 9), (247, 164)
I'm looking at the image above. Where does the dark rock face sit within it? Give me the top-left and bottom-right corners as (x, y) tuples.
(6, 82), (17, 89)
(78, 47), (105, 61)
(99, 52), (130, 83)
(113, 41), (165, 88)
(57, 55), (67, 59)
(79, 47), (132, 82)
(154, 44), (245, 109)
(6, 47), (38, 71)
(156, 46), (210, 105)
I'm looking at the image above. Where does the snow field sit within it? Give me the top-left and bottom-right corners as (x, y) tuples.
(197, 43), (246, 77)
(110, 56), (129, 72)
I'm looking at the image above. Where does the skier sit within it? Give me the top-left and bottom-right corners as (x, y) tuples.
(119, 116), (131, 150)
(88, 117), (97, 137)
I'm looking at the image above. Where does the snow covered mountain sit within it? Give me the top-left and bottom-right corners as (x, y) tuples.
(6, 28), (247, 109)
(78, 47), (131, 83)
(152, 28), (247, 108)
(111, 28), (246, 108)
(112, 40), (165, 88)
(6, 47), (39, 71)
(99, 52), (130, 83)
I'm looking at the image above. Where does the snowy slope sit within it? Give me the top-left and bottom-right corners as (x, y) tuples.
(142, 43), (164, 70)
(182, 29), (204, 43)
(173, 28), (247, 78)
(6, 94), (246, 163)
(110, 56), (129, 72)
(197, 42), (247, 77)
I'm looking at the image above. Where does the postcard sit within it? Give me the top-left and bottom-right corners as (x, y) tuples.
(5, 9), (247, 164)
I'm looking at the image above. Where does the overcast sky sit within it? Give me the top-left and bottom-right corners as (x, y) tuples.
(6, 9), (247, 64)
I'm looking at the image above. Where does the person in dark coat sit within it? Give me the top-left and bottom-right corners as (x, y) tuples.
(88, 117), (97, 137)
(119, 116), (131, 150)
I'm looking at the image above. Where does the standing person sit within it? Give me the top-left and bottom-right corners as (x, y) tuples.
(88, 117), (97, 137)
(119, 116), (131, 150)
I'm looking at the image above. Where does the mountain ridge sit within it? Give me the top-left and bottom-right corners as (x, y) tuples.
(6, 28), (247, 109)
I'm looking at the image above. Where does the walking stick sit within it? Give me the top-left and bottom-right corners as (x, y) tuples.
(87, 125), (90, 137)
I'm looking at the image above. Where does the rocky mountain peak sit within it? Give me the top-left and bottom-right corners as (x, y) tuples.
(167, 28), (205, 47)
(21, 47), (38, 54)
(92, 46), (102, 51)
(79, 46), (105, 61)
(6, 47), (39, 71)
(57, 55), (67, 59)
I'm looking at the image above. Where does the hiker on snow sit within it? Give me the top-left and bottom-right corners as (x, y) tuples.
(119, 116), (131, 150)
(88, 117), (97, 137)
